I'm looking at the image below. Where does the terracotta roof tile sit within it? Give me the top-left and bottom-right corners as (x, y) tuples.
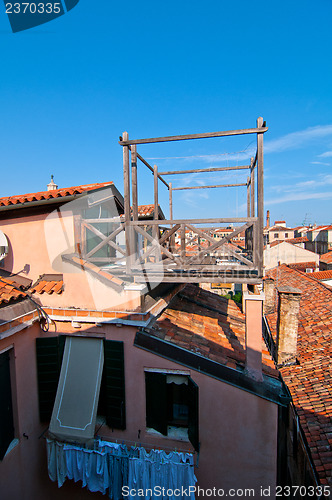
(0, 182), (113, 207)
(30, 275), (64, 295)
(151, 284), (278, 378)
(310, 270), (332, 281)
(288, 262), (318, 272)
(0, 278), (27, 305)
(320, 252), (332, 265)
(265, 264), (332, 483)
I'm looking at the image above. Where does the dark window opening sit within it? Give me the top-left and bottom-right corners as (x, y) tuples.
(0, 350), (15, 460)
(167, 382), (189, 428)
(145, 371), (199, 451)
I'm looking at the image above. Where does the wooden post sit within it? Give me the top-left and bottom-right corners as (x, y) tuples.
(250, 157), (255, 218)
(169, 182), (174, 252)
(123, 131), (131, 274)
(131, 145), (138, 258)
(256, 117), (264, 276)
(247, 177), (250, 218)
(169, 182), (173, 221)
(153, 165), (159, 261)
(181, 225), (186, 261)
(131, 145), (138, 221)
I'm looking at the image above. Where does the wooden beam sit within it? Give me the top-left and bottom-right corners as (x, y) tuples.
(172, 183), (247, 191)
(159, 165), (250, 175)
(130, 217), (258, 226)
(123, 131), (131, 274)
(119, 126), (269, 145)
(133, 225), (181, 264)
(250, 156), (255, 218)
(136, 151), (169, 188)
(256, 117), (264, 276)
(153, 165), (159, 256)
(169, 182), (173, 220)
(131, 145), (138, 221)
(131, 275), (261, 284)
(83, 222), (126, 257)
(185, 223), (216, 245)
(133, 224), (181, 266)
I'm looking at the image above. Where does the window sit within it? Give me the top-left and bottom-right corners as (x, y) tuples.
(0, 349), (15, 460)
(285, 233), (289, 238)
(36, 337), (126, 439)
(274, 233), (278, 238)
(145, 371), (199, 451)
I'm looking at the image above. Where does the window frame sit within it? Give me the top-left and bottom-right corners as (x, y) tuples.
(144, 369), (199, 451)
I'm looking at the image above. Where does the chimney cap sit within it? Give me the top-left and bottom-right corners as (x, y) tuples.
(47, 175), (58, 191)
(278, 285), (301, 295)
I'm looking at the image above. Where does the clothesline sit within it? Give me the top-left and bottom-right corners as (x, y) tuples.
(46, 438), (197, 499)
(96, 435), (196, 456)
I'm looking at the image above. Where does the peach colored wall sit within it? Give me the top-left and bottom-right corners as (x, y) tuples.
(0, 213), (143, 311)
(1, 319), (278, 499)
(57, 322), (279, 494)
(0, 213), (58, 281)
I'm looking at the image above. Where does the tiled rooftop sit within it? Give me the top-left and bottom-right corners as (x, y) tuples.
(0, 278), (27, 305)
(0, 182), (113, 207)
(30, 274), (64, 295)
(287, 262), (319, 272)
(151, 284), (278, 377)
(310, 270), (332, 281)
(320, 252), (332, 265)
(265, 264), (332, 485)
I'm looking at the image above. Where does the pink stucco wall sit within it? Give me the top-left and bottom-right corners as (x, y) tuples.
(0, 318), (278, 499)
(0, 212), (143, 311)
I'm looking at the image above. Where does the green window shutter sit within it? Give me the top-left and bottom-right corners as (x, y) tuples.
(36, 337), (64, 422)
(104, 340), (126, 430)
(145, 372), (167, 436)
(188, 377), (199, 451)
(0, 351), (14, 460)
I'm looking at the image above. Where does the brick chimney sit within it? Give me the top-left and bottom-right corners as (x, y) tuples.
(266, 210), (270, 229)
(276, 286), (302, 366)
(47, 175), (58, 191)
(263, 277), (276, 315)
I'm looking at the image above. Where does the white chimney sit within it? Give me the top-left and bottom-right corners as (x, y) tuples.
(47, 175), (58, 191)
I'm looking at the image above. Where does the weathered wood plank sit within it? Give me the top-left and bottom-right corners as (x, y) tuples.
(123, 131), (131, 274)
(257, 117), (264, 276)
(185, 223), (215, 245)
(250, 156), (255, 218)
(119, 126), (268, 145)
(85, 224), (124, 258)
(172, 183), (247, 191)
(131, 145), (138, 221)
(129, 217), (257, 226)
(133, 225), (181, 264)
(159, 165), (250, 175)
(84, 223), (126, 257)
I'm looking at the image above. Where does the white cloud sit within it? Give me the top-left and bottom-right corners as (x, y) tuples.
(311, 161), (330, 166)
(318, 151), (332, 158)
(265, 124), (332, 153)
(266, 191), (332, 205)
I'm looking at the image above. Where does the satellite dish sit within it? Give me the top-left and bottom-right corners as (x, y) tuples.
(0, 230), (8, 261)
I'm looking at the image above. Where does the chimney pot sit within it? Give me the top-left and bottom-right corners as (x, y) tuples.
(47, 175), (58, 191)
(276, 286), (301, 366)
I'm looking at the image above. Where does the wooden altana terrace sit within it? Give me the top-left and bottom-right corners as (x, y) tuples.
(80, 118), (267, 284)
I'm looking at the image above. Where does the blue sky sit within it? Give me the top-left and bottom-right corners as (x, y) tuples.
(0, 0), (331, 227)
